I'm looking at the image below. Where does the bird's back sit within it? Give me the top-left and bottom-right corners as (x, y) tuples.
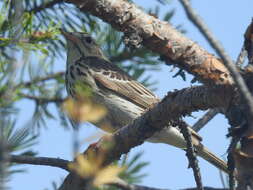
(66, 56), (158, 131)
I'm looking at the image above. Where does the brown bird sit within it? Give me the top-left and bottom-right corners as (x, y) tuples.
(62, 30), (228, 173)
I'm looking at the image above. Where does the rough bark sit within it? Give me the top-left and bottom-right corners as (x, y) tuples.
(58, 85), (232, 190)
(65, 0), (232, 86)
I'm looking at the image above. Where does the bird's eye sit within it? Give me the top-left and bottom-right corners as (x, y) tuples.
(84, 37), (93, 44)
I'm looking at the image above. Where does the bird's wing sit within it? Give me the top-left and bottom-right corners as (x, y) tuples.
(78, 56), (159, 109)
(77, 56), (202, 140)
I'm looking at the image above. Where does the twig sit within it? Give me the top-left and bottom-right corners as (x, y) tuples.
(27, 0), (64, 14)
(227, 152), (236, 190)
(244, 19), (253, 65)
(179, 0), (232, 60)
(192, 109), (218, 132)
(178, 120), (203, 190)
(20, 93), (65, 103)
(9, 155), (228, 190)
(9, 155), (70, 171)
(179, 0), (253, 144)
(14, 71), (65, 90)
(235, 46), (247, 66)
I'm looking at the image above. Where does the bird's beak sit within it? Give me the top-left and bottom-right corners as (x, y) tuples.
(60, 29), (80, 44)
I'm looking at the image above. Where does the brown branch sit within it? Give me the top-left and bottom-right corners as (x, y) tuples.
(65, 0), (232, 86)
(9, 155), (70, 171)
(179, 0), (253, 134)
(244, 19), (253, 65)
(231, 19), (253, 190)
(8, 155), (228, 190)
(58, 85), (232, 190)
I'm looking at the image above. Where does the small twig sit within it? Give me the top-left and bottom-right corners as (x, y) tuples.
(179, 0), (231, 60)
(227, 152), (236, 190)
(219, 169), (227, 189)
(244, 19), (253, 65)
(192, 109), (218, 132)
(178, 120), (203, 190)
(235, 46), (247, 66)
(20, 93), (65, 103)
(14, 71), (65, 90)
(27, 0), (64, 14)
(9, 155), (70, 171)
(180, 0), (253, 142)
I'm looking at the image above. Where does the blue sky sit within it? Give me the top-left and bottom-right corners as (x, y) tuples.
(9, 0), (253, 189)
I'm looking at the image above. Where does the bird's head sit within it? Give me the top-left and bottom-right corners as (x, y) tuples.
(61, 30), (107, 62)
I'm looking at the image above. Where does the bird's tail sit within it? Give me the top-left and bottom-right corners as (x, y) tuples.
(195, 144), (228, 173)
(148, 127), (228, 173)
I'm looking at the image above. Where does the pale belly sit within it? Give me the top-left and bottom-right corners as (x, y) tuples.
(93, 92), (144, 131)
(94, 91), (186, 149)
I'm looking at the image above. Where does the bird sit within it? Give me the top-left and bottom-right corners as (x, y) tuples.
(61, 30), (228, 173)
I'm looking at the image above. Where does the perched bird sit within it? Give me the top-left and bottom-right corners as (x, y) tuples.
(61, 30), (228, 173)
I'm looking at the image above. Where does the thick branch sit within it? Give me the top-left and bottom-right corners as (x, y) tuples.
(179, 0), (253, 136)
(9, 155), (70, 171)
(65, 0), (232, 85)
(58, 85), (232, 190)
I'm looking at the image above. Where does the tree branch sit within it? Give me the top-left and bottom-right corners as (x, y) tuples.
(8, 155), (229, 190)
(9, 155), (70, 171)
(65, 0), (232, 86)
(58, 84), (232, 190)
(244, 19), (253, 65)
(179, 0), (253, 134)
